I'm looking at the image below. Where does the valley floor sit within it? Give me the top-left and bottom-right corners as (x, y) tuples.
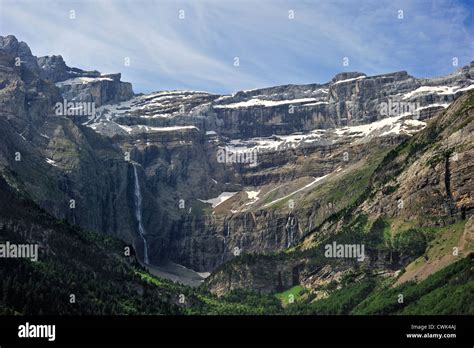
(145, 261), (209, 287)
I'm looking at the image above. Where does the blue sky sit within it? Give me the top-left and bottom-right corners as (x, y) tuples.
(1, 0), (473, 94)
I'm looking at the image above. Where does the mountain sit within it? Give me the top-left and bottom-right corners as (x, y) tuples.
(205, 91), (474, 295)
(89, 64), (473, 138)
(0, 35), (472, 315)
(0, 173), (283, 315)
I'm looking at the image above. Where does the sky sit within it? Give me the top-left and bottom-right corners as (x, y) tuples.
(0, 0), (473, 94)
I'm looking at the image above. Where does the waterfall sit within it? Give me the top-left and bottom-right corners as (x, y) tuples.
(286, 214), (296, 248)
(133, 164), (149, 264)
(222, 220), (230, 262)
(222, 236), (226, 263)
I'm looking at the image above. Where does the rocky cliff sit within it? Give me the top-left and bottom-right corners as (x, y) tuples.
(37, 54), (101, 83)
(55, 73), (134, 107)
(0, 35), (134, 109)
(0, 35), (472, 288)
(205, 91), (474, 295)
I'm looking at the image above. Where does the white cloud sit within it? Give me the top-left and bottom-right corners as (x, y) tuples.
(0, 0), (472, 93)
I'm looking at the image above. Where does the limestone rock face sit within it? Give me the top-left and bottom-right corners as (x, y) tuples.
(55, 73), (134, 107)
(0, 35), (41, 76)
(0, 37), (139, 259)
(0, 35), (473, 288)
(204, 92), (474, 294)
(37, 55), (100, 83)
(0, 35), (134, 109)
(206, 66), (473, 139)
(37, 53), (135, 107)
(359, 95), (474, 224)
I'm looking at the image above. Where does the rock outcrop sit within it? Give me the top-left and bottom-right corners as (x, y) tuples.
(0, 35), (41, 77)
(204, 91), (474, 294)
(37, 54), (100, 83)
(0, 35), (134, 110)
(0, 35), (472, 287)
(55, 73), (134, 107)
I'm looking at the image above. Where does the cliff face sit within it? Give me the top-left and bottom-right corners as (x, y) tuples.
(204, 92), (474, 295)
(37, 55), (101, 83)
(0, 37), (140, 257)
(0, 35), (134, 110)
(55, 73), (134, 107)
(0, 35), (472, 286)
(0, 35), (41, 77)
(86, 62), (473, 140)
(37, 52), (134, 107)
(203, 65), (472, 138)
(358, 95), (474, 224)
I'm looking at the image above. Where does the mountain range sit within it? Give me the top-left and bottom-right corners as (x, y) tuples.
(0, 35), (472, 315)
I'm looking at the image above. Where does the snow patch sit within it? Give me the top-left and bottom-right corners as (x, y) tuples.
(402, 84), (474, 99)
(302, 101), (329, 106)
(199, 192), (238, 208)
(244, 190), (261, 206)
(246, 190), (260, 200)
(197, 272), (211, 278)
(334, 115), (405, 137)
(55, 76), (113, 87)
(262, 175), (330, 208)
(45, 158), (58, 167)
(213, 97), (318, 109)
(333, 75), (366, 85)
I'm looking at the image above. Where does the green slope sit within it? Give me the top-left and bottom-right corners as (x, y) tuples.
(283, 254), (473, 315)
(0, 175), (278, 315)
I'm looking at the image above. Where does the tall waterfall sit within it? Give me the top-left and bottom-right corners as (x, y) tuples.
(286, 213), (296, 248)
(133, 164), (149, 264)
(222, 220), (230, 262)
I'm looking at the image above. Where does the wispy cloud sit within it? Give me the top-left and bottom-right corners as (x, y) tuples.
(1, 0), (472, 94)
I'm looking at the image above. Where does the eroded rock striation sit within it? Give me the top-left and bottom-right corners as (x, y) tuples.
(0, 35), (472, 290)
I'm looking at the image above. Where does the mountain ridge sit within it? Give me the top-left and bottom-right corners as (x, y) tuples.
(0, 35), (472, 302)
